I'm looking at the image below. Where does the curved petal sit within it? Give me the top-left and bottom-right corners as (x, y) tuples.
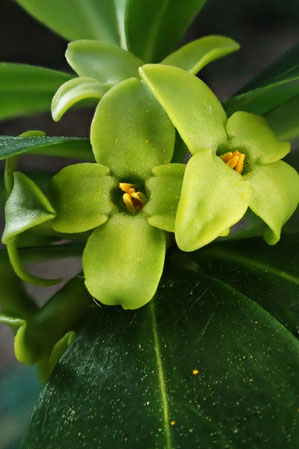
(2, 172), (60, 286)
(246, 161), (299, 245)
(226, 111), (290, 165)
(139, 64), (227, 154)
(91, 78), (175, 180)
(83, 214), (166, 309)
(66, 40), (143, 84)
(175, 149), (251, 251)
(48, 163), (116, 233)
(162, 35), (240, 75)
(143, 163), (185, 232)
(52, 77), (110, 122)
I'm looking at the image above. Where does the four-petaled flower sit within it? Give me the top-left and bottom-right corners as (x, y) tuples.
(140, 64), (299, 251)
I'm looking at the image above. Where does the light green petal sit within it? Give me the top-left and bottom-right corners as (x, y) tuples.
(91, 77), (175, 180)
(83, 214), (166, 309)
(162, 35), (240, 75)
(52, 77), (110, 122)
(226, 111), (290, 165)
(66, 40), (143, 84)
(176, 149), (251, 251)
(2, 172), (60, 285)
(246, 161), (299, 245)
(48, 163), (116, 233)
(143, 164), (185, 232)
(139, 64), (227, 154)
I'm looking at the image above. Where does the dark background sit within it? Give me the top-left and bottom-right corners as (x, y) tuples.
(0, 1), (298, 447)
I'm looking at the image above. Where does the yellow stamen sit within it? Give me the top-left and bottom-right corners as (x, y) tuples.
(119, 183), (146, 213)
(192, 369), (199, 376)
(170, 421), (176, 426)
(220, 150), (246, 174)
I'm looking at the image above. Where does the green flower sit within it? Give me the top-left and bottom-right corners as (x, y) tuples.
(2, 78), (186, 309)
(140, 64), (299, 251)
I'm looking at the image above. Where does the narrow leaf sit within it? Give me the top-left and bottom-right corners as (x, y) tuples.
(125, 0), (207, 62)
(0, 63), (72, 121)
(265, 94), (299, 141)
(162, 35), (240, 75)
(16, 0), (121, 45)
(0, 136), (94, 161)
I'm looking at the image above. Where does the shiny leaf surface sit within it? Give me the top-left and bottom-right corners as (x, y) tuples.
(0, 135), (94, 161)
(21, 253), (299, 448)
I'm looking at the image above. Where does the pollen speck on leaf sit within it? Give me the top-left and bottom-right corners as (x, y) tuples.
(115, 138), (119, 144)
(145, 139), (149, 144)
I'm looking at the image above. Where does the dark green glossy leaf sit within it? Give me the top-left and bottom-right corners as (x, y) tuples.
(66, 40), (143, 84)
(125, 0), (207, 62)
(225, 43), (299, 116)
(16, 0), (121, 45)
(21, 254), (299, 448)
(0, 63), (72, 121)
(162, 35), (240, 75)
(0, 135), (94, 161)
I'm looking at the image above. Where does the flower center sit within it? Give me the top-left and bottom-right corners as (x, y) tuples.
(119, 183), (146, 214)
(220, 151), (245, 174)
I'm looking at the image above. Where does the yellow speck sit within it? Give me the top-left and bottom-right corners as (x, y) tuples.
(164, 160), (168, 163)
(145, 139), (149, 144)
(162, 148), (166, 153)
(255, 321), (258, 324)
(176, 195), (179, 199)
(183, 200), (187, 205)
(115, 138), (119, 144)
(192, 369), (199, 376)
(241, 193), (245, 199)
(170, 421), (175, 426)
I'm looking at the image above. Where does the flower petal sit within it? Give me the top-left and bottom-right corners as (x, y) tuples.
(52, 77), (110, 122)
(91, 77), (175, 180)
(2, 172), (60, 285)
(143, 163), (185, 232)
(83, 214), (166, 309)
(48, 163), (116, 233)
(246, 161), (299, 245)
(226, 111), (290, 165)
(162, 35), (240, 75)
(175, 149), (251, 251)
(139, 64), (227, 154)
(66, 40), (143, 84)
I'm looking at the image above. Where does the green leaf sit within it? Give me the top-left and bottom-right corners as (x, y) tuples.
(21, 265), (299, 448)
(91, 77), (175, 180)
(194, 234), (299, 335)
(143, 163), (185, 232)
(15, 0), (121, 45)
(66, 40), (143, 84)
(265, 94), (299, 141)
(162, 35), (240, 75)
(0, 63), (72, 121)
(48, 163), (116, 233)
(83, 214), (166, 309)
(225, 43), (299, 116)
(0, 135), (94, 161)
(2, 172), (60, 285)
(176, 149), (251, 251)
(52, 77), (110, 122)
(246, 161), (299, 245)
(125, 0), (207, 62)
(226, 111), (290, 165)
(140, 64), (227, 154)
